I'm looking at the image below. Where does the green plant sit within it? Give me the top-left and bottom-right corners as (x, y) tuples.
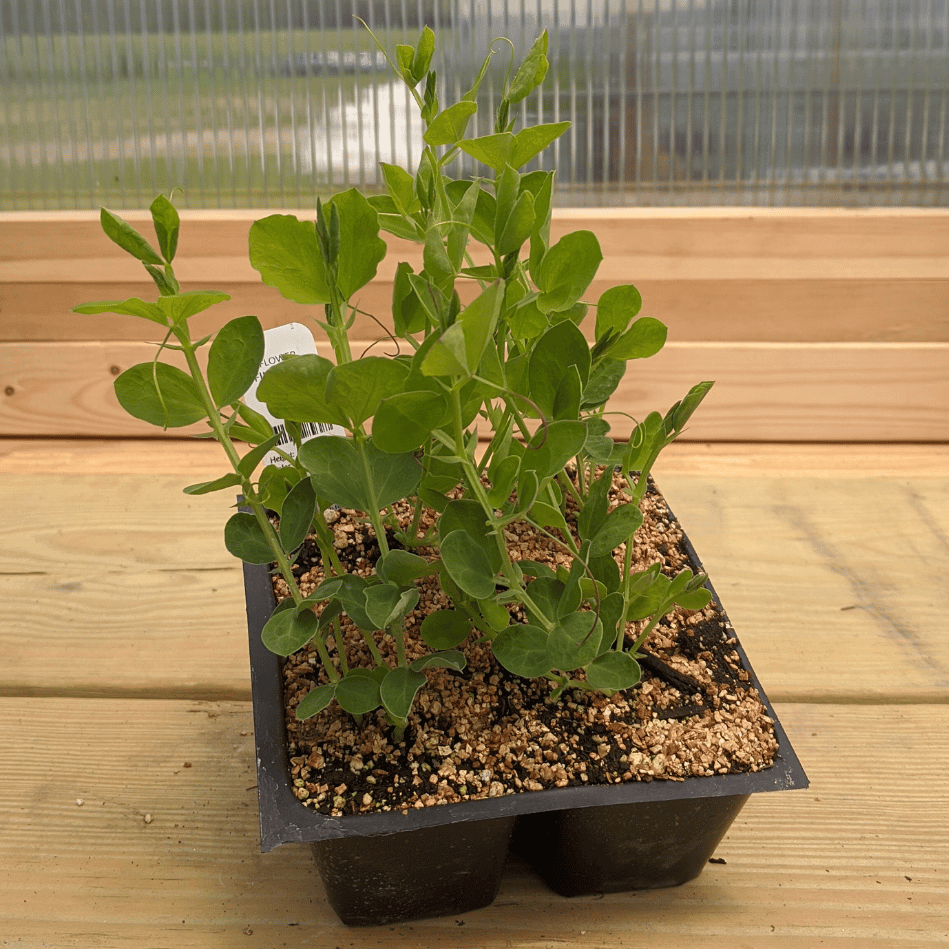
(74, 27), (713, 743)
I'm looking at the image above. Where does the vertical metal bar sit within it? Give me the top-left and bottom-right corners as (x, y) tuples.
(117, 0), (142, 206)
(867, 0), (884, 203)
(767, 0), (782, 207)
(618, 0), (630, 200)
(28, 0), (57, 209)
(53, 0), (80, 208)
(0, 0), (20, 207)
(748, 0), (764, 204)
(284, 0), (301, 207)
(918, 0), (936, 204)
(884, 0), (899, 206)
(718, 0), (730, 199)
(300, 0), (314, 204)
(137, 0), (159, 203)
(71, 0), (97, 207)
(198, 0), (220, 206)
(935, 1), (949, 204)
(216, 0), (237, 207)
(699, 0), (712, 202)
(234, 0), (254, 206)
(684, 0), (696, 203)
(318, 2), (334, 193)
(668, 0), (678, 199)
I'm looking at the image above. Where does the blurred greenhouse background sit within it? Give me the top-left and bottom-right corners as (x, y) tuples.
(2, 0), (947, 209)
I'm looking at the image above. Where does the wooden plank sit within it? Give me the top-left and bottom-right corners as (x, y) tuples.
(10, 276), (948, 344)
(1, 465), (947, 701)
(4, 438), (949, 478)
(3, 339), (948, 440)
(659, 476), (949, 703)
(0, 700), (945, 946)
(2, 208), (947, 344)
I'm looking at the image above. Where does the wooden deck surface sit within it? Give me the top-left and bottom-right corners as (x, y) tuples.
(1, 439), (947, 947)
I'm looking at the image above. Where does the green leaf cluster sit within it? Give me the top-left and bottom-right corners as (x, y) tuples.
(73, 25), (716, 741)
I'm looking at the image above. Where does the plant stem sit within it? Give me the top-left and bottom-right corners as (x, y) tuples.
(177, 328), (303, 605)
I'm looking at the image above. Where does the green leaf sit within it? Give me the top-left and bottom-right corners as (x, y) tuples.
(665, 381), (715, 435)
(590, 504), (644, 557)
(479, 599), (511, 632)
(236, 434), (282, 478)
(412, 26), (435, 82)
(582, 359), (626, 410)
(410, 649), (466, 673)
(594, 284), (643, 340)
(492, 624), (551, 678)
(72, 296), (167, 325)
(336, 669), (383, 715)
(459, 282), (504, 373)
(100, 207), (164, 265)
(457, 132), (515, 172)
(420, 321), (468, 378)
(380, 666), (427, 723)
(419, 609), (471, 650)
(364, 582), (406, 630)
(144, 263), (178, 296)
(224, 511), (275, 564)
(155, 291), (231, 327)
(207, 315), (265, 407)
(528, 501), (570, 537)
(608, 317), (668, 361)
(424, 100), (478, 146)
(508, 296), (547, 340)
(528, 320), (591, 419)
(440, 529), (496, 599)
(438, 500), (502, 574)
(372, 391), (448, 453)
(256, 354), (349, 428)
(249, 214), (331, 304)
(299, 436), (421, 512)
(507, 31), (549, 104)
(577, 466), (613, 542)
(380, 163), (418, 216)
(149, 194), (180, 263)
(114, 362), (206, 429)
(279, 476), (317, 552)
(523, 576), (564, 628)
(236, 403), (277, 444)
(585, 652), (642, 691)
(677, 587), (713, 611)
(552, 365), (582, 421)
(262, 604), (317, 657)
(496, 190), (535, 256)
(330, 188), (387, 299)
(536, 230), (602, 314)
(183, 472), (242, 496)
(296, 683), (336, 720)
(596, 591), (627, 651)
(511, 122), (571, 169)
(523, 419), (588, 480)
(486, 454), (519, 508)
(546, 612), (600, 672)
(325, 357), (409, 427)
(377, 549), (436, 586)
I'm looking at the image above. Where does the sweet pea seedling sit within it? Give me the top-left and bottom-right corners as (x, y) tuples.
(75, 25), (714, 740)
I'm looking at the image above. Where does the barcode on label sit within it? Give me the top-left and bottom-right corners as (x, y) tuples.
(272, 421), (336, 449)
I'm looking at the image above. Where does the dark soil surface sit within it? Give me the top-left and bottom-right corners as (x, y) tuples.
(272, 477), (779, 818)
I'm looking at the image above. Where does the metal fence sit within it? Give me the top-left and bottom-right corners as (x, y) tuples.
(2, 0), (947, 209)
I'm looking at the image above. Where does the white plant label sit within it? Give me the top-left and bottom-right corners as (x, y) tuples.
(243, 323), (344, 468)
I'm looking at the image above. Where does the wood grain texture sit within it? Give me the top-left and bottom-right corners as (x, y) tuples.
(2, 463), (947, 701)
(2, 208), (947, 344)
(4, 339), (948, 440)
(4, 438), (949, 478)
(0, 700), (945, 946)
